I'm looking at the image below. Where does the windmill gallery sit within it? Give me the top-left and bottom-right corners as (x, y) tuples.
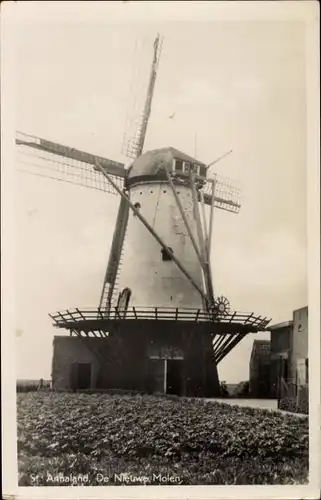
(16, 35), (271, 397)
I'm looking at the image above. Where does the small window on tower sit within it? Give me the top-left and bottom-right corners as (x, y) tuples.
(191, 163), (200, 176)
(184, 162), (190, 174)
(199, 165), (206, 178)
(133, 202), (141, 216)
(161, 247), (174, 261)
(174, 159), (183, 172)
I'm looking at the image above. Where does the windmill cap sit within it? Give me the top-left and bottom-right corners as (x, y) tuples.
(126, 147), (206, 184)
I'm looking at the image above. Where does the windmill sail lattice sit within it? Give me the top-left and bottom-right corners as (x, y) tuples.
(16, 131), (125, 195)
(16, 132), (241, 212)
(122, 34), (163, 160)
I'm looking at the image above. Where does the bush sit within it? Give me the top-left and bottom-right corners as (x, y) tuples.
(220, 382), (229, 397)
(233, 381), (250, 398)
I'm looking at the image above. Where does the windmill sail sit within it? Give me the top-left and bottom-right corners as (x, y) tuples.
(16, 132), (125, 195)
(99, 196), (130, 311)
(202, 173), (240, 213)
(101, 34), (163, 310)
(122, 34), (163, 160)
(16, 132), (241, 212)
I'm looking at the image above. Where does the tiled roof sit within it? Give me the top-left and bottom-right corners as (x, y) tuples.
(127, 147), (206, 180)
(269, 320), (293, 331)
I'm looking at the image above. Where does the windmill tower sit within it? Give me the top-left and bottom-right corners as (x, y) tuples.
(16, 34), (271, 396)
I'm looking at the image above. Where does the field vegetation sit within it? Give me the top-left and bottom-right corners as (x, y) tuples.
(17, 392), (308, 486)
(17, 380), (51, 392)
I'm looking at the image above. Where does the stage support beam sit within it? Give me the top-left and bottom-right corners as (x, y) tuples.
(216, 333), (248, 364)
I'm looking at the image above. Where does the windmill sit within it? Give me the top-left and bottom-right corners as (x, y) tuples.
(16, 34), (271, 396)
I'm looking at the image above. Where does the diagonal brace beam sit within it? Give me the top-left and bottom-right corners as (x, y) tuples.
(70, 329), (117, 368)
(216, 333), (248, 365)
(190, 172), (214, 307)
(199, 188), (215, 302)
(207, 179), (216, 262)
(165, 169), (204, 269)
(213, 333), (231, 356)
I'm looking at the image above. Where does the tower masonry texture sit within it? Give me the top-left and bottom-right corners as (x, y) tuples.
(118, 182), (204, 308)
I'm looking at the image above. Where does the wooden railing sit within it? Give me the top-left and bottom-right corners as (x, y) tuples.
(50, 306), (271, 330)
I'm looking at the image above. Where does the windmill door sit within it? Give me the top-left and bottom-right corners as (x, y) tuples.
(150, 359), (165, 393)
(167, 359), (183, 395)
(77, 363), (92, 390)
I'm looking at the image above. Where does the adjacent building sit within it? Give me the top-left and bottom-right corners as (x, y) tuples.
(269, 306), (308, 399)
(269, 320), (293, 398)
(248, 305), (308, 413)
(248, 305), (308, 409)
(249, 339), (271, 397)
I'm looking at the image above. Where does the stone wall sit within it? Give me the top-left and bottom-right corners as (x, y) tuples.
(52, 336), (103, 390)
(52, 329), (221, 397)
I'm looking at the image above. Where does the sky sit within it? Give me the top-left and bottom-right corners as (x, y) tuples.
(12, 3), (308, 383)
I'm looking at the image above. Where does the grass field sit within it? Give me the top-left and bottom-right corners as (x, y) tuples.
(17, 380), (51, 392)
(17, 392), (309, 486)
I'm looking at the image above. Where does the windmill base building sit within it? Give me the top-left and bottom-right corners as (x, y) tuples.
(51, 316), (270, 396)
(52, 326), (220, 396)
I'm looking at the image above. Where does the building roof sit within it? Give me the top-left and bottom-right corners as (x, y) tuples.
(269, 320), (293, 331)
(253, 339), (271, 346)
(252, 339), (271, 352)
(127, 147), (206, 180)
(293, 306), (308, 313)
